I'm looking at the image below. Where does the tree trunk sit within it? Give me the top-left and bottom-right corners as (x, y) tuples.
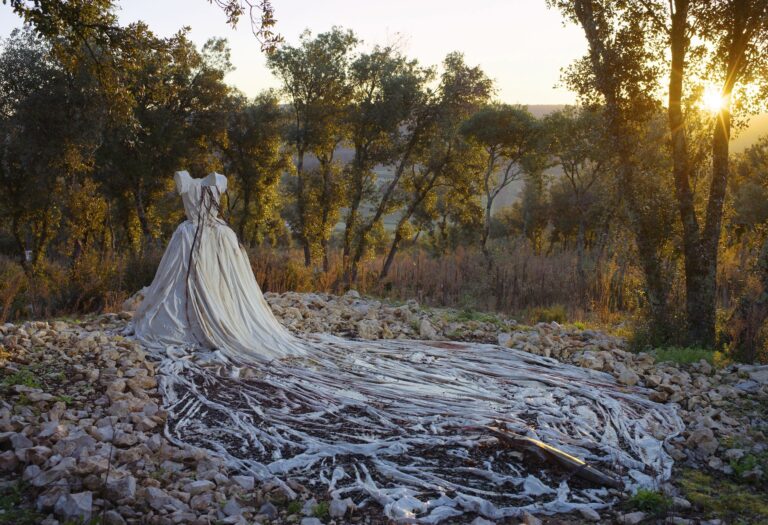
(295, 150), (312, 267)
(668, 0), (712, 345)
(11, 214), (29, 274)
(380, 225), (403, 281)
(349, 126), (424, 283)
(481, 196), (493, 261)
(576, 215), (586, 301)
(238, 186), (253, 241)
(133, 186), (151, 239)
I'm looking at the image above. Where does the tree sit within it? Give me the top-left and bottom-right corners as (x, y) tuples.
(460, 104), (543, 259)
(549, 0), (677, 336)
(0, 29), (104, 272)
(341, 47), (424, 274)
(344, 60), (435, 284)
(95, 26), (232, 245)
(379, 52), (493, 280)
(544, 106), (609, 291)
(614, 0), (768, 345)
(267, 27), (358, 268)
(221, 91), (290, 244)
(206, 0), (282, 52)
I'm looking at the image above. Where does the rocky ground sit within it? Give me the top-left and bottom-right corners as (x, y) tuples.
(1, 290), (766, 525)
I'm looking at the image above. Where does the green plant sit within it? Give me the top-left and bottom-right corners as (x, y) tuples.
(0, 482), (43, 524)
(680, 469), (768, 523)
(650, 346), (724, 366)
(286, 500), (302, 514)
(313, 501), (330, 518)
(1, 367), (41, 389)
(56, 394), (74, 405)
(730, 452), (768, 481)
(626, 488), (671, 517)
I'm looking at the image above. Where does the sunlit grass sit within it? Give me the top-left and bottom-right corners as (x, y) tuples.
(651, 346), (730, 367)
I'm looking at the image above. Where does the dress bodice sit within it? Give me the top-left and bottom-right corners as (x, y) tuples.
(174, 171), (227, 223)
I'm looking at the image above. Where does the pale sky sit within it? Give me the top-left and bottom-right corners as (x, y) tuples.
(1, 0), (586, 104)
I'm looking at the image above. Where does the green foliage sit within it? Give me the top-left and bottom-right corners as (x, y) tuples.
(222, 91), (290, 245)
(313, 501), (330, 518)
(651, 347), (716, 366)
(730, 452), (768, 481)
(680, 469), (768, 523)
(626, 488), (671, 517)
(285, 500), (302, 514)
(0, 482), (42, 524)
(446, 308), (504, 327)
(1, 367), (41, 389)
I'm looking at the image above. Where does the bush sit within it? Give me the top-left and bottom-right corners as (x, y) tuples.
(626, 488), (671, 517)
(528, 304), (568, 324)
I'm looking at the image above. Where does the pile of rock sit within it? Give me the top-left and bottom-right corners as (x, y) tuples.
(0, 317), (349, 525)
(264, 290), (516, 343)
(494, 323), (766, 477)
(2, 291), (767, 525)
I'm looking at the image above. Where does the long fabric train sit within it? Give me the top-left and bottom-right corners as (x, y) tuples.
(131, 172), (683, 522)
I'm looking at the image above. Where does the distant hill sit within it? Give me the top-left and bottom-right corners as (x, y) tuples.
(310, 106), (768, 229)
(525, 104), (565, 118)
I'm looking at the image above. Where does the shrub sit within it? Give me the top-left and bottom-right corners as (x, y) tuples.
(529, 304), (568, 324)
(626, 488), (671, 517)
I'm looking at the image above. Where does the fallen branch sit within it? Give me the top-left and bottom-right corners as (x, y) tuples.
(484, 425), (623, 489)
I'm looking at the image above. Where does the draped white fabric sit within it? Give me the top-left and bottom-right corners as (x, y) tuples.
(133, 171), (307, 361)
(130, 172), (683, 522)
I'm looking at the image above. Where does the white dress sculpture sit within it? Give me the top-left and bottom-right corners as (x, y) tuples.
(133, 171), (306, 360)
(131, 171), (683, 521)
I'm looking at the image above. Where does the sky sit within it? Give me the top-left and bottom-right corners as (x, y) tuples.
(0, 0), (586, 105)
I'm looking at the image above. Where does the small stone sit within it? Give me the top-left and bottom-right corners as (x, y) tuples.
(27, 391), (55, 402)
(190, 492), (214, 511)
(103, 509), (128, 525)
(54, 491), (93, 523)
(302, 498), (317, 516)
(521, 511), (542, 525)
(231, 475), (254, 491)
(672, 497), (691, 510)
(329, 497), (354, 518)
(222, 498), (242, 517)
(301, 519), (322, 525)
(748, 365), (768, 384)
(258, 501), (278, 518)
(617, 367), (640, 386)
(112, 430), (138, 447)
(578, 507), (601, 521)
(667, 518), (693, 525)
(185, 480), (215, 496)
(0, 450), (18, 472)
(419, 318), (439, 340)
(356, 319), (381, 339)
(470, 518), (496, 525)
(724, 448), (745, 461)
(90, 426), (114, 442)
(9, 432), (34, 450)
(105, 475), (137, 501)
(618, 512), (647, 525)
(686, 427), (719, 457)
(22, 446), (53, 465)
(146, 487), (173, 511)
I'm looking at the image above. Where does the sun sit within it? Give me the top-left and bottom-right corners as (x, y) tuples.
(701, 85), (725, 113)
